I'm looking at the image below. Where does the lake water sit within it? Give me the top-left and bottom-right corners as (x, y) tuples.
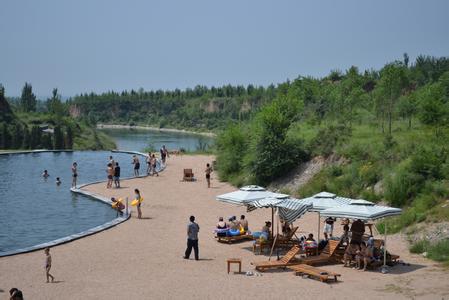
(100, 128), (214, 152)
(0, 151), (138, 255)
(0, 129), (213, 256)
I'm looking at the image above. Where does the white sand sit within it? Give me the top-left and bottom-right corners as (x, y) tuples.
(1, 154), (448, 299)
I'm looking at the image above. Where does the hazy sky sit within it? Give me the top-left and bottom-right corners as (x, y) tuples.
(1, 0), (448, 98)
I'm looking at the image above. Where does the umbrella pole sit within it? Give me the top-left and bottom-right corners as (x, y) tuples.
(271, 207), (274, 240)
(380, 219), (390, 274)
(317, 212), (321, 241)
(268, 208), (279, 261)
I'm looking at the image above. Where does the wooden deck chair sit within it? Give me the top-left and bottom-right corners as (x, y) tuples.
(217, 234), (254, 244)
(290, 264), (341, 282)
(183, 169), (194, 181)
(274, 226), (299, 248)
(299, 240), (341, 266)
(252, 245), (301, 272)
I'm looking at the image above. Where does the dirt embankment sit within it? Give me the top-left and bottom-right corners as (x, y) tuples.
(269, 154), (347, 195)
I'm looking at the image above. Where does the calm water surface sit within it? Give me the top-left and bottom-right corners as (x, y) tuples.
(0, 151), (137, 254)
(0, 130), (207, 255)
(100, 128), (214, 152)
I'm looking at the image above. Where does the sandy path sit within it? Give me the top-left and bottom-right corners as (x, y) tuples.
(1, 154), (448, 300)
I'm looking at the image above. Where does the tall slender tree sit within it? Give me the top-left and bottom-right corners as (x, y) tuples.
(20, 82), (37, 112)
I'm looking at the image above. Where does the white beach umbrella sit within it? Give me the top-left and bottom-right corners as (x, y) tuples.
(320, 200), (402, 272)
(216, 185), (288, 206)
(299, 192), (352, 240)
(319, 200), (402, 221)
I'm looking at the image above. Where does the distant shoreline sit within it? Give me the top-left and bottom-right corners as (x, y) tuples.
(96, 124), (216, 137)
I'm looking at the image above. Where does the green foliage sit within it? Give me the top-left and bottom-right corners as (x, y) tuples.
(409, 239), (449, 264)
(20, 82), (37, 112)
(246, 96), (308, 185)
(65, 126), (73, 149)
(308, 124), (351, 156)
(409, 240), (430, 254)
(53, 125), (64, 149)
(427, 239), (449, 264)
(216, 124), (248, 181)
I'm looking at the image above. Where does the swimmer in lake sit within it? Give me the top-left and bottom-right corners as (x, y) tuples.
(42, 170), (50, 179)
(56, 177), (62, 185)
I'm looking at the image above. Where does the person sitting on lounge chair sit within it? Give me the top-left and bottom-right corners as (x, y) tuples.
(357, 242), (375, 271)
(344, 242), (360, 267)
(281, 219), (293, 236)
(215, 217), (228, 237)
(239, 215), (249, 232)
(253, 221), (271, 240)
(227, 216), (241, 236)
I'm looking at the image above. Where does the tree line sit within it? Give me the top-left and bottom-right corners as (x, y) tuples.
(0, 83), (73, 150)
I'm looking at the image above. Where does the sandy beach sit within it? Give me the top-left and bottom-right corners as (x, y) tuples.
(1, 154), (449, 300)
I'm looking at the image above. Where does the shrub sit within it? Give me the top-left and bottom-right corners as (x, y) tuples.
(384, 167), (423, 207)
(216, 124), (248, 181)
(308, 124), (351, 157)
(427, 239), (449, 263)
(409, 240), (430, 254)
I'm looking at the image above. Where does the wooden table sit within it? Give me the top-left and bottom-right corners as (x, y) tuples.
(227, 258), (242, 274)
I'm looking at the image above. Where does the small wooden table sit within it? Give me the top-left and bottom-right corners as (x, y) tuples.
(227, 258), (242, 274)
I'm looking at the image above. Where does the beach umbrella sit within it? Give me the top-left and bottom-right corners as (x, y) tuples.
(216, 185), (287, 206)
(320, 200), (402, 272)
(299, 192), (351, 240)
(216, 186), (288, 239)
(276, 198), (313, 224)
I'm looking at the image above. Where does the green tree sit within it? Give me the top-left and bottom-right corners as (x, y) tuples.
(46, 88), (65, 117)
(30, 125), (41, 149)
(377, 62), (409, 135)
(65, 126), (74, 149)
(397, 93), (418, 129)
(0, 123), (10, 149)
(246, 96), (307, 185)
(41, 133), (53, 149)
(11, 124), (23, 149)
(22, 125), (30, 149)
(20, 82), (37, 112)
(53, 125), (65, 149)
(418, 83), (448, 135)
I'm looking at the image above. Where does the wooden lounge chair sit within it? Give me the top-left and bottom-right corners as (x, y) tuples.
(252, 245), (301, 272)
(253, 237), (273, 255)
(217, 234), (253, 244)
(299, 240), (341, 266)
(183, 169), (194, 181)
(274, 227), (299, 248)
(290, 264), (341, 282)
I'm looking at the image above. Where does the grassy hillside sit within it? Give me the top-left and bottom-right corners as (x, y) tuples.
(214, 55), (449, 263)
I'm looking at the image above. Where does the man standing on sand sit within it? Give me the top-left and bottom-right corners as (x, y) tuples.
(205, 163), (213, 188)
(184, 215), (200, 260)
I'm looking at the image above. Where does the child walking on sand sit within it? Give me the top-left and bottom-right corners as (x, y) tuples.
(44, 247), (55, 283)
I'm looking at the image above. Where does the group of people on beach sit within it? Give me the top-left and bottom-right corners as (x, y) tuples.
(106, 156), (121, 188)
(131, 145), (168, 177)
(215, 215), (249, 237)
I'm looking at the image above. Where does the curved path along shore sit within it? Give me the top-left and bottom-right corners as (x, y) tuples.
(1, 154), (448, 299)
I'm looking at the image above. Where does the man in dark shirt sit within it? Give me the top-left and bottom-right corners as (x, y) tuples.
(114, 162), (121, 188)
(184, 215), (200, 260)
(350, 219), (365, 244)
